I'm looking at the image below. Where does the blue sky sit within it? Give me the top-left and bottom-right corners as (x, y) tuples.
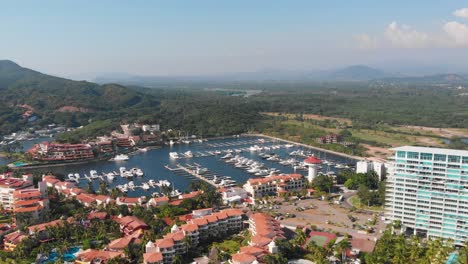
(1, 1), (468, 78)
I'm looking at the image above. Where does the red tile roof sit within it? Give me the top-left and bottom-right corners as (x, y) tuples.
(155, 238), (174, 248)
(232, 253), (256, 263)
(247, 173), (303, 185)
(28, 219), (63, 233)
(180, 223), (198, 232)
(107, 236), (134, 250)
(88, 212), (107, 220)
(240, 246), (265, 256)
(304, 156), (322, 164)
(165, 231), (185, 241)
(143, 252), (163, 263)
(76, 249), (124, 262)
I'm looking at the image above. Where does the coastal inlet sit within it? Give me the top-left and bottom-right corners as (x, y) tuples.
(36, 136), (357, 197)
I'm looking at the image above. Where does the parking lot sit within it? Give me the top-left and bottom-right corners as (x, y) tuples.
(265, 197), (387, 240)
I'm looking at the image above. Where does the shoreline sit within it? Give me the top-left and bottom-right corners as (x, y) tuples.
(8, 134), (364, 171)
(245, 133), (364, 161)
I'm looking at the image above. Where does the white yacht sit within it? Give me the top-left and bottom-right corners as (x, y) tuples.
(169, 152), (179, 159)
(106, 172), (115, 181)
(221, 153), (233, 159)
(169, 140), (175, 146)
(129, 168), (144, 176)
(119, 167), (134, 178)
(142, 183), (150, 190)
(90, 170), (99, 179)
(170, 189), (182, 197)
(113, 154), (129, 161)
(184, 151), (193, 158)
(196, 167), (208, 174)
(148, 180), (156, 187)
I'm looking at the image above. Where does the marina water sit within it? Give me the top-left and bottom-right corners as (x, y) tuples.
(16, 136), (357, 197)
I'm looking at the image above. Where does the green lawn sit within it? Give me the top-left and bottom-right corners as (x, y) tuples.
(349, 196), (384, 212)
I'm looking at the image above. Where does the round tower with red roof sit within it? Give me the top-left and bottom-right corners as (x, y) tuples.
(304, 156), (321, 182)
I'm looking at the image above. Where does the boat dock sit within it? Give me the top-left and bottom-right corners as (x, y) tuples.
(174, 164), (218, 188)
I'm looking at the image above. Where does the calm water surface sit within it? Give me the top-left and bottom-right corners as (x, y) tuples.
(17, 136), (358, 197)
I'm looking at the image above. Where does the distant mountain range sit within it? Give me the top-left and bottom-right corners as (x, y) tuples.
(94, 65), (468, 86)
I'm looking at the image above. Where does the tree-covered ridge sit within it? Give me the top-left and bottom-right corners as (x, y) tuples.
(0, 60), (160, 134)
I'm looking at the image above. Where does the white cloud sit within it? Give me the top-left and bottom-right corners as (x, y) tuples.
(443, 21), (468, 46)
(354, 34), (378, 49)
(384, 21), (430, 48)
(454, 8), (468, 18)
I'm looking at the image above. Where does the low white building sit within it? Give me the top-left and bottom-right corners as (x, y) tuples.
(356, 160), (386, 180)
(220, 187), (248, 204)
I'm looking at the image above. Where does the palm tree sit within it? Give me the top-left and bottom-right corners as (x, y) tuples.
(336, 238), (351, 263)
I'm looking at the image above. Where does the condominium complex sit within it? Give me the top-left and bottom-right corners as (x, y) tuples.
(27, 142), (94, 162)
(12, 182), (49, 222)
(144, 208), (243, 264)
(385, 146), (468, 245)
(243, 174), (305, 199)
(0, 178), (34, 211)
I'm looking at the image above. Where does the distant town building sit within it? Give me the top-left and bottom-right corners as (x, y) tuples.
(385, 146), (468, 246)
(316, 134), (341, 144)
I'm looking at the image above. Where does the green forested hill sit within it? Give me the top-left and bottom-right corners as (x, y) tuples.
(0, 60), (159, 134)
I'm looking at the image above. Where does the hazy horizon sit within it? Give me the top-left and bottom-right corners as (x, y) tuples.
(2, 1), (468, 80)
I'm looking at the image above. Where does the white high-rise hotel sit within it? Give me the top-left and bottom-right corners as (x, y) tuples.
(385, 146), (468, 245)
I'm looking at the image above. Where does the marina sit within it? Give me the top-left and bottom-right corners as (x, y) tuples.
(20, 136), (357, 197)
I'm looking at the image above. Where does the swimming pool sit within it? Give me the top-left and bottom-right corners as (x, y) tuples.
(41, 246), (80, 263)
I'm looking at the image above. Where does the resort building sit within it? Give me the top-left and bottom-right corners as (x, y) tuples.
(114, 215), (149, 237)
(3, 231), (27, 251)
(27, 142), (94, 162)
(75, 249), (124, 264)
(230, 213), (282, 264)
(385, 146), (468, 245)
(12, 181), (49, 222)
(0, 177), (34, 211)
(145, 208), (244, 264)
(219, 187), (249, 204)
(243, 174), (305, 199)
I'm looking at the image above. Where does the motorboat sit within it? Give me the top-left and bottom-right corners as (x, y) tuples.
(196, 167), (208, 174)
(128, 181), (135, 190)
(142, 183), (150, 190)
(221, 153), (233, 159)
(169, 152), (179, 159)
(148, 180), (156, 187)
(106, 172), (115, 181)
(158, 180), (171, 187)
(113, 154), (129, 161)
(138, 147), (148, 152)
(90, 170), (99, 179)
(285, 144), (294, 148)
(169, 140), (174, 146)
(170, 189), (182, 197)
(184, 151), (193, 158)
(120, 167), (133, 178)
(131, 168), (144, 176)
(68, 173), (75, 180)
